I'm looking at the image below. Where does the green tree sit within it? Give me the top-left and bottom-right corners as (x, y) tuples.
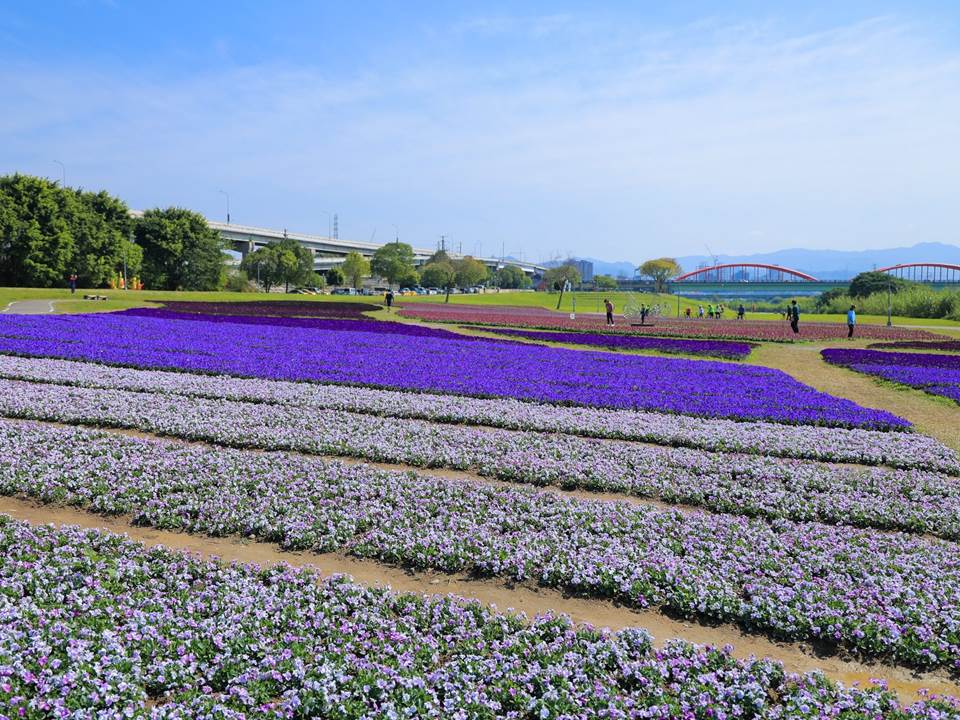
(421, 261), (457, 301)
(395, 267), (420, 289)
(848, 271), (907, 298)
(638, 258), (681, 293)
(0, 174), (75, 287)
(495, 265), (532, 290)
(325, 266), (345, 286)
(594, 274), (619, 291)
(135, 207), (226, 290)
(454, 256), (489, 289)
(371, 242), (416, 285)
(543, 263), (582, 309)
(341, 251), (371, 289)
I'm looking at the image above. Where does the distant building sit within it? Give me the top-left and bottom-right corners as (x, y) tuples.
(571, 259), (594, 283)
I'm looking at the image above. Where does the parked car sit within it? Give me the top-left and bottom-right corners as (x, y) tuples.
(331, 287), (357, 296)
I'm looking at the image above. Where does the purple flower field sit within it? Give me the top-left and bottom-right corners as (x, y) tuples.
(0, 312), (908, 428)
(5, 419), (960, 671)
(1, 376), (957, 537)
(6, 519), (957, 718)
(823, 348), (960, 405)
(1, 354), (952, 471)
(479, 327), (754, 359)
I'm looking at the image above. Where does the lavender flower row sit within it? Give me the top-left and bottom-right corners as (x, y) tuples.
(3, 420), (960, 671)
(479, 326), (754, 359)
(5, 520), (956, 718)
(0, 312), (908, 428)
(0, 354), (952, 473)
(823, 348), (960, 370)
(1, 378), (959, 541)
(823, 349), (960, 407)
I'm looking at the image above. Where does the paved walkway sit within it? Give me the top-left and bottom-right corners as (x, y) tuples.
(0, 300), (57, 314)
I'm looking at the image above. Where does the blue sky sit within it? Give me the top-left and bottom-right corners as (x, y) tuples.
(2, 1), (959, 263)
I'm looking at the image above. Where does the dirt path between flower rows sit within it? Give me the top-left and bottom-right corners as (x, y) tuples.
(2, 495), (954, 703)
(750, 342), (960, 451)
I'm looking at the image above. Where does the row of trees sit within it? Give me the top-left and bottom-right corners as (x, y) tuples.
(0, 174), (226, 290)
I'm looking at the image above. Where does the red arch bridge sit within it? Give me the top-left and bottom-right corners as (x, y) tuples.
(673, 263), (819, 283)
(875, 263), (960, 284)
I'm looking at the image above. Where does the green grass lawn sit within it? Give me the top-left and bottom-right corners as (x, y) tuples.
(402, 290), (700, 314)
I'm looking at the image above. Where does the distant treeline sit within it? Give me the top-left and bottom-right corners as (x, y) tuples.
(0, 174), (225, 290)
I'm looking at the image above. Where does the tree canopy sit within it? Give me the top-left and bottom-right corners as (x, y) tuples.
(135, 207), (226, 290)
(371, 242), (416, 285)
(593, 274), (618, 291)
(240, 237), (315, 293)
(454, 256), (488, 288)
(543, 263), (581, 309)
(341, 251), (371, 289)
(0, 173), (141, 288)
(325, 266), (345, 286)
(420, 261), (456, 290)
(638, 258), (682, 293)
(848, 271), (907, 298)
(495, 264), (532, 289)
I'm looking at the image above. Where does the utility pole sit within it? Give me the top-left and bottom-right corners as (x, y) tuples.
(887, 278), (893, 327)
(441, 235), (446, 253)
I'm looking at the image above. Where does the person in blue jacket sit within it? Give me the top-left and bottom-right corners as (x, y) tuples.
(847, 305), (856, 338)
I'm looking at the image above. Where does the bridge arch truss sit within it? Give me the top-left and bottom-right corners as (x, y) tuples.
(673, 263), (819, 283)
(875, 263), (960, 284)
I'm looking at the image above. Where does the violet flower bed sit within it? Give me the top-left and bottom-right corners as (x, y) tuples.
(121, 307), (480, 338)
(1, 378), (958, 539)
(479, 326), (753, 359)
(158, 298), (382, 317)
(4, 420), (960, 671)
(823, 349), (960, 406)
(868, 340), (960, 352)
(1, 354), (951, 472)
(6, 521), (958, 719)
(0, 312), (908, 429)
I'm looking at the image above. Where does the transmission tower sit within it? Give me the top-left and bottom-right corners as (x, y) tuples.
(333, 214), (339, 240)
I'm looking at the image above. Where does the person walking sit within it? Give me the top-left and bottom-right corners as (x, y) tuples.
(68, 273), (77, 294)
(385, 289), (394, 311)
(737, 303), (745, 320)
(697, 305), (704, 319)
(847, 304), (857, 338)
(789, 300), (800, 335)
(604, 298), (614, 326)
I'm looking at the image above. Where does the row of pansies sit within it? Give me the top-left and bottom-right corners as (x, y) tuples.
(1, 354), (951, 471)
(868, 340), (960, 352)
(5, 519), (957, 718)
(823, 348), (960, 405)
(0, 312), (908, 428)
(477, 326), (754, 359)
(159, 299), (382, 317)
(121, 307), (478, 338)
(4, 420), (960, 671)
(399, 304), (946, 342)
(1, 379), (958, 539)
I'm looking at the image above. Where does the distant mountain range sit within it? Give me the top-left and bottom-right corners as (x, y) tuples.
(569, 242), (960, 280)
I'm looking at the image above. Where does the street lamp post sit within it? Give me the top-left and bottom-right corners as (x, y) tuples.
(218, 190), (230, 224)
(53, 160), (65, 186)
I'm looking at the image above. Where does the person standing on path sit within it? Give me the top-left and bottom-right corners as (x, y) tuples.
(789, 300), (800, 335)
(385, 289), (394, 312)
(737, 303), (745, 320)
(604, 298), (614, 326)
(847, 305), (857, 338)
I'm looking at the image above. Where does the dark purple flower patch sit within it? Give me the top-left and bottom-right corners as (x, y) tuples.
(823, 348), (960, 406)
(159, 299), (381, 318)
(480, 327), (753, 359)
(120, 307), (478, 339)
(868, 340), (960, 352)
(0, 312), (909, 429)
